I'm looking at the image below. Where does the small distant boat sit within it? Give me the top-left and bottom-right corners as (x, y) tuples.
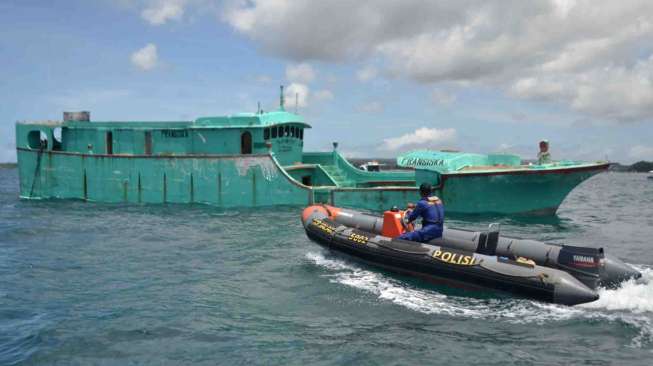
(358, 160), (385, 172)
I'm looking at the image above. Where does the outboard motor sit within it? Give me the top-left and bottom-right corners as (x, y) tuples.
(556, 245), (604, 290)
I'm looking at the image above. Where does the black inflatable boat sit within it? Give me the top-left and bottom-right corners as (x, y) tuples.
(301, 205), (642, 306)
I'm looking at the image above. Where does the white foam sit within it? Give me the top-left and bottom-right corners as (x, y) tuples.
(306, 252), (653, 347)
(580, 266), (653, 314)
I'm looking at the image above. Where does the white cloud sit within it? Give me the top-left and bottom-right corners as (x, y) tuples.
(510, 57), (653, 122)
(286, 63), (315, 83)
(497, 143), (513, 152)
(131, 43), (159, 71)
(358, 101), (384, 114)
(382, 127), (457, 151)
(314, 89), (334, 101)
(629, 145), (653, 161)
(255, 75), (271, 83)
(284, 83), (309, 108)
(357, 66), (377, 82)
(222, 0), (653, 124)
(142, 0), (185, 25)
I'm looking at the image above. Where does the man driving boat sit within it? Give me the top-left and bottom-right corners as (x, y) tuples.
(399, 183), (444, 243)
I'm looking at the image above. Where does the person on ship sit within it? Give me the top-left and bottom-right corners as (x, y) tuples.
(399, 183), (444, 243)
(538, 140), (551, 164)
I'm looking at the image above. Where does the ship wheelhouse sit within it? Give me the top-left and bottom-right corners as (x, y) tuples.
(15, 110), (310, 167)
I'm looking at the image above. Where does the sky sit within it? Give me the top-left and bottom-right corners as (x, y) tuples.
(1, 0), (653, 163)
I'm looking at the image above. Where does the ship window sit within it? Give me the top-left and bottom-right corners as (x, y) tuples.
(27, 130), (48, 149)
(53, 127), (62, 150)
(264, 128), (270, 140)
(241, 131), (252, 154)
(302, 176), (312, 186)
(290, 126), (295, 138)
(278, 126), (283, 138)
(106, 131), (113, 155)
(284, 125), (289, 137)
(271, 126), (278, 138)
(299, 128), (303, 140)
(144, 131), (152, 155)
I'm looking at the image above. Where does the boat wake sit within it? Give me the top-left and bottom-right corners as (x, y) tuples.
(306, 251), (653, 348)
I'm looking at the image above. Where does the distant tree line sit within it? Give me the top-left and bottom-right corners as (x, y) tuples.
(607, 161), (652, 172)
(629, 161), (653, 172)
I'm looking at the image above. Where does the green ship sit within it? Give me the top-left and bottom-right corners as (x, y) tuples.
(15, 97), (608, 215)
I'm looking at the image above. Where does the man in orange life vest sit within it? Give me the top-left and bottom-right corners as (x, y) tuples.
(399, 183), (445, 243)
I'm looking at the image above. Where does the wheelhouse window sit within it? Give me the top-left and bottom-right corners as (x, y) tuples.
(278, 126), (283, 138)
(299, 128), (303, 140)
(290, 126), (295, 138)
(264, 128), (270, 140)
(271, 127), (277, 138)
(144, 131), (152, 155)
(53, 127), (63, 150)
(284, 125), (289, 137)
(106, 131), (113, 155)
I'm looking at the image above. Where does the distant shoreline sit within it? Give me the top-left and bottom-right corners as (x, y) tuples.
(609, 161), (653, 173)
(0, 163), (18, 169)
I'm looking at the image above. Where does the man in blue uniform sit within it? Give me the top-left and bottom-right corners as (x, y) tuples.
(399, 183), (444, 243)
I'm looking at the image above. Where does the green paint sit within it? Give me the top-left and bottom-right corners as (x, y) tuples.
(15, 110), (608, 214)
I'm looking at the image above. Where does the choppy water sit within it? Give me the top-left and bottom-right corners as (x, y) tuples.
(1, 167), (652, 365)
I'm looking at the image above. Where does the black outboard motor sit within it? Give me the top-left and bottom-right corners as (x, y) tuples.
(556, 246), (604, 290)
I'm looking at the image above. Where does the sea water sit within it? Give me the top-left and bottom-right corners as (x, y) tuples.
(1, 168), (652, 365)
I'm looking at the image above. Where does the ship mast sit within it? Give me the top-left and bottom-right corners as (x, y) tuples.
(279, 85), (285, 111)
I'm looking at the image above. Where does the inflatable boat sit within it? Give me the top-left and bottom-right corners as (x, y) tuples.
(301, 205), (642, 306)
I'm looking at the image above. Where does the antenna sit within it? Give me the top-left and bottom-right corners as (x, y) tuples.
(280, 85), (285, 111)
(257, 101), (261, 114)
(295, 92), (298, 113)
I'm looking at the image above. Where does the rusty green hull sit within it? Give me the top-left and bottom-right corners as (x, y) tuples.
(16, 147), (417, 209)
(16, 146), (607, 215)
(430, 164), (608, 215)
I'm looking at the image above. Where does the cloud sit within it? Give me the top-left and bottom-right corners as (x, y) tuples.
(314, 89), (334, 101)
(255, 75), (271, 83)
(131, 43), (159, 71)
(431, 89), (456, 105)
(286, 63), (315, 83)
(510, 56), (653, 123)
(284, 83), (309, 108)
(357, 66), (378, 82)
(358, 101), (384, 114)
(382, 127), (456, 151)
(628, 145), (653, 161)
(222, 0), (653, 124)
(142, 0), (185, 25)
